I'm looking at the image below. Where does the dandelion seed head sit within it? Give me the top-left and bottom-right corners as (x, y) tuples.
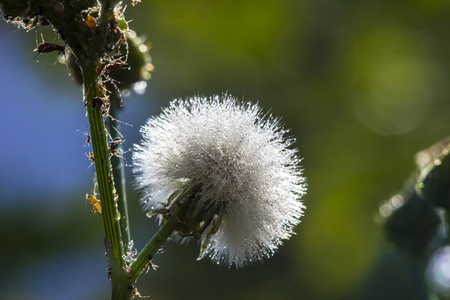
(133, 94), (306, 268)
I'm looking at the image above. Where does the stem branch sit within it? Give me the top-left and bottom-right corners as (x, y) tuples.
(130, 217), (179, 283)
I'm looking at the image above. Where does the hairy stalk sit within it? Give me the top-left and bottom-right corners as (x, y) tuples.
(104, 236), (133, 300)
(83, 65), (136, 299)
(82, 64), (124, 264)
(130, 217), (179, 283)
(109, 93), (131, 248)
(0, 0), (141, 298)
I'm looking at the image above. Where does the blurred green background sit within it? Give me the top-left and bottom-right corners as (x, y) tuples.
(1, 0), (450, 299)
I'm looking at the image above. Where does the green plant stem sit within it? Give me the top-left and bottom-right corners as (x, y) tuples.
(130, 217), (179, 283)
(111, 280), (133, 300)
(104, 236), (132, 300)
(82, 64), (124, 265)
(109, 93), (131, 248)
(99, 0), (112, 37)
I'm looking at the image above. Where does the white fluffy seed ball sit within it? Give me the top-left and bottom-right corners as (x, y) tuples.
(133, 94), (306, 268)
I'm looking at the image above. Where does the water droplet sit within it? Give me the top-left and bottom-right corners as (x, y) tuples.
(133, 81), (147, 95)
(121, 89), (131, 97)
(379, 203), (392, 218)
(427, 246), (450, 294)
(139, 44), (148, 53)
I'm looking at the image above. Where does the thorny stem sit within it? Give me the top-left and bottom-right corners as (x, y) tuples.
(82, 64), (124, 265)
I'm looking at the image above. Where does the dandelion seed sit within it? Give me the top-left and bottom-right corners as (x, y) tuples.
(133, 94), (306, 268)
